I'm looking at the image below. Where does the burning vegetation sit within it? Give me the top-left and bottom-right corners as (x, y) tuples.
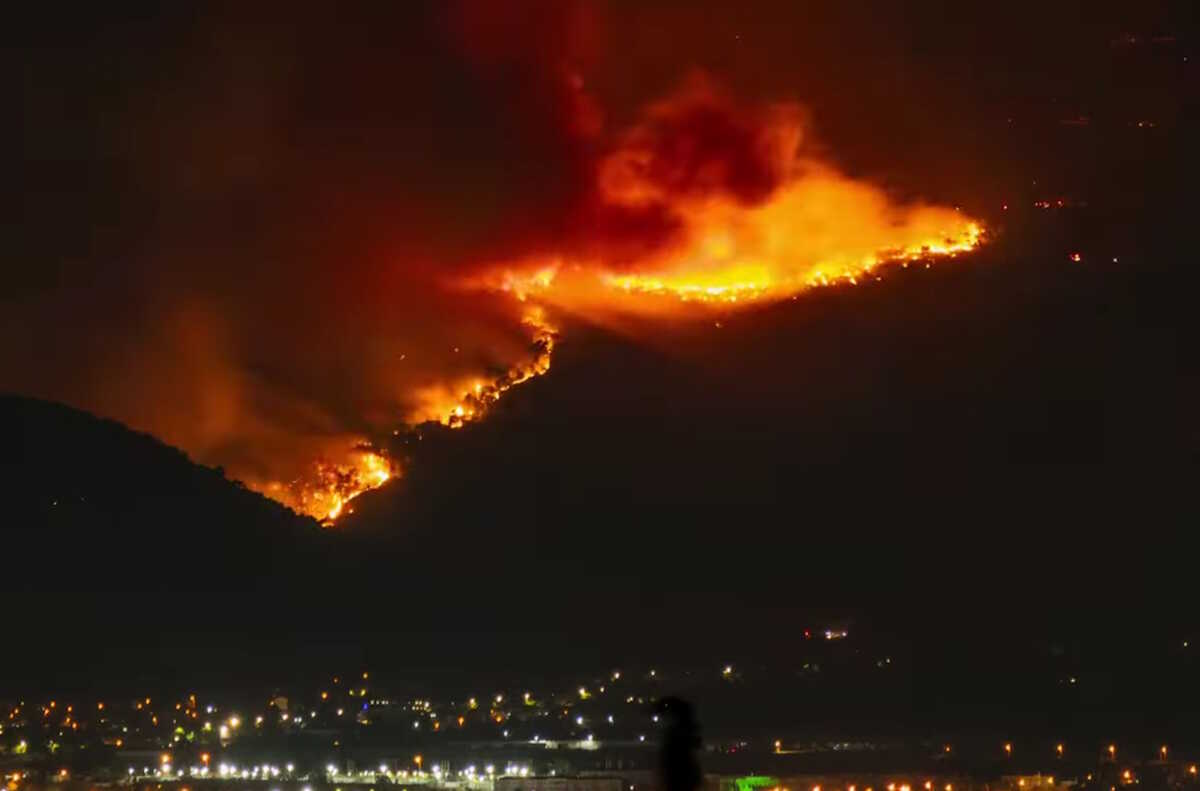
(262, 447), (393, 525)
(247, 79), (985, 524)
(408, 306), (558, 430)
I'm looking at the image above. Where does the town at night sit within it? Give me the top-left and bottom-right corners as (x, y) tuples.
(6, 647), (1200, 791)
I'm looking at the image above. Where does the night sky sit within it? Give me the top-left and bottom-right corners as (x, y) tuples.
(3, 1), (1198, 699)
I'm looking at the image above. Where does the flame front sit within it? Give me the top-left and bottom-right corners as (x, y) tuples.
(593, 170), (984, 305)
(482, 179), (984, 315)
(481, 80), (984, 312)
(408, 306), (558, 428)
(260, 448), (393, 525)
(248, 79), (986, 525)
(248, 308), (558, 523)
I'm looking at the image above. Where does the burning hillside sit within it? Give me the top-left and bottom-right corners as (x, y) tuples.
(252, 80), (983, 523)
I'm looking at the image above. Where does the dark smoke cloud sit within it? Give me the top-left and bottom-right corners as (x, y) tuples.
(564, 76), (807, 267)
(599, 76), (802, 207)
(4, 0), (1149, 491)
(2, 2), (608, 484)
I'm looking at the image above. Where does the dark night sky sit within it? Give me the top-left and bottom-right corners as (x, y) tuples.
(3, 1), (1199, 700)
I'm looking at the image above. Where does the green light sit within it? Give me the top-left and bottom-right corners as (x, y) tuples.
(736, 776), (781, 791)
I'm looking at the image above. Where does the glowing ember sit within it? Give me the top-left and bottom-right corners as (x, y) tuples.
(409, 306), (558, 428)
(260, 448), (393, 525)
(251, 307), (557, 524)
(597, 217), (982, 303)
(523, 168), (985, 310)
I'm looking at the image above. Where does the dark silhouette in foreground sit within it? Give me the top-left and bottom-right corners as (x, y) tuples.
(658, 697), (702, 791)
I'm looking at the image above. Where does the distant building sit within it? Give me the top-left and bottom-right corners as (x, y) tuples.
(1000, 775), (1064, 791)
(497, 775), (625, 791)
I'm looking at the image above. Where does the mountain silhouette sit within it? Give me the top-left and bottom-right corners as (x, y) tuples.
(2, 394), (328, 589)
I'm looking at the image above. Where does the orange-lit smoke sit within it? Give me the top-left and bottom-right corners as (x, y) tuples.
(482, 78), (983, 314)
(262, 79), (984, 524)
(244, 78), (984, 522)
(245, 305), (558, 523)
(260, 447), (393, 525)
(2, 5), (993, 530)
(407, 306), (557, 428)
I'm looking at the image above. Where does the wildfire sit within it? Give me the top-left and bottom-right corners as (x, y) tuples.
(262, 448), (393, 524)
(409, 306), (558, 428)
(249, 307), (557, 524)
(482, 80), (985, 312)
(515, 161), (984, 312)
(248, 79), (986, 526)
(595, 215), (983, 304)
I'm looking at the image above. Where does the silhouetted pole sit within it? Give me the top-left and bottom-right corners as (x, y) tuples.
(657, 697), (701, 791)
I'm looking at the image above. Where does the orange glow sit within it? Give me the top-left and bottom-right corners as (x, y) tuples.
(489, 143), (982, 316)
(474, 79), (985, 321)
(253, 307), (553, 525)
(491, 202), (981, 318)
(408, 306), (557, 429)
(596, 204), (980, 307)
(241, 79), (984, 524)
(257, 447), (394, 524)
